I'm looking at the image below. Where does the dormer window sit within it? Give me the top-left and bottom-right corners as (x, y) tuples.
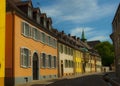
(47, 20), (52, 30)
(36, 14), (40, 24)
(28, 7), (32, 18)
(41, 17), (46, 28)
(43, 17), (46, 28)
(40, 17), (44, 26)
(40, 14), (47, 28)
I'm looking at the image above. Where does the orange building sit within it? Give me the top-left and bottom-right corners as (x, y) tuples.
(5, 0), (58, 85)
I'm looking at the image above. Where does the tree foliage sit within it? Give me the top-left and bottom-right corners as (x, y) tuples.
(95, 41), (114, 66)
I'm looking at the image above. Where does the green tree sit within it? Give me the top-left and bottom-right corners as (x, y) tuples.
(95, 41), (114, 66)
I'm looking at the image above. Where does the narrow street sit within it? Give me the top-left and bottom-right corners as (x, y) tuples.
(30, 74), (109, 86)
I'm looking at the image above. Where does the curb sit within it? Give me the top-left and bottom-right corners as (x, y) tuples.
(103, 75), (120, 86)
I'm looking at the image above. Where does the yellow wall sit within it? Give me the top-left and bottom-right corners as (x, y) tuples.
(74, 50), (83, 74)
(0, 0), (5, 86)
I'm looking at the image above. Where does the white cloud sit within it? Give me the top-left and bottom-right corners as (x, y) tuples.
(70, 26), (110, 41)
(88, 36), (108, 41)
(39, 0), (116, 24)
(70, 27), (94, 36)
(35, 0), (117, 42)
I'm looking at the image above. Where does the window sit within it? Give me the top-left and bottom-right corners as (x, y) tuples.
(52, 39), (57, 48)
(48, 55), (52, 68)
(21, 22), (31, 37)
(40, 17), (44, 26)
(20, 48), (31, 68)
(32, 28), (38, 40)
(41, 53), (46, 68)
(41, 32), (45, 43)
(71, 48), (73, 56)
(48, 24), (52, 30)
(55, 40), (57, 48)
(65, 60), (68, 68)
(53, 39), (55, 47)
(59, 44), (63, 53)
(44, 18), (46, 28)
(53, 56), (57, 68)
(69, 60), (70, 68)
(28, 7), (32, 18)
(48, 36), (51, 45)
(38, 30), (41, 41)
(37, 14), (40, 23)
(50, 38), (53, 46)
(65, 46), (67, 54)
(45, 35), (49, 44)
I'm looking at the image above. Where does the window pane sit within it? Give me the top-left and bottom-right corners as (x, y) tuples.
(48, 55), (52, 68)
(28, 7), (32, 18)
(24, 23), (30, 36)
(41, 32), (45, 43)
(54, 56), (56, 68)
(20, 48), (30, 68)
(42, 53), (46, 68)
(24, 49), (29, 67)
(48, 36), (51, 45)
(37, 14), (40, 23)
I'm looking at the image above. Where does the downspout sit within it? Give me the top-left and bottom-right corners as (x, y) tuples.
(12, 11), (15, 86)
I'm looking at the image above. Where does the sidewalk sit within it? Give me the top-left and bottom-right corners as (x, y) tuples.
(16, 72), (103, 86)
(103, 72), (120, 86)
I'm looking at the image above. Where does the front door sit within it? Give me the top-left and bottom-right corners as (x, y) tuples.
(61, 60), (64, 76)
(33, 53), (39, 80)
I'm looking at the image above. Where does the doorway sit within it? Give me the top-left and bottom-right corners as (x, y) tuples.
(61, 60), (64, 76)
(33, 53), (39, 80)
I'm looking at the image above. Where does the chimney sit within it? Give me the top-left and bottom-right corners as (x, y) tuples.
(68, 34), (71, 37)
(61, 31), (64, 34)
(77, 37), (80, 41)
(72, 36), (76, 39)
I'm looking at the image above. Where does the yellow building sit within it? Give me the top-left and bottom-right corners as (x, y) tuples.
(0, 0), (5, 86)
(74, 50), (84, 75)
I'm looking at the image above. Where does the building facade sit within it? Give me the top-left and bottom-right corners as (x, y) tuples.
(6, 0), (58, 85)
(4, 0), (102, 86)
(110, 4), (120, 79)
(74, 49), (84, 75)
(57, 31), (74, 77)
(0, 0), (5, 86)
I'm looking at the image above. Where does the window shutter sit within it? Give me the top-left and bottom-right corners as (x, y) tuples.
(51, 56), (54, 68)
(29, 26), (32, 38)
(38, 30), (40, 41)
(32, 28), (35, 39)
(44, 54), (46, 68)
(28, 50), (31, 67)
(40, 53), (43, 68)
(20, 48), (23, 67)
(31, 27), (34, 38)
(54, 56), (57, 68)
(39, 53), (42, 68)
(46, 55), (48, 68)
(21, 22), (24, 35)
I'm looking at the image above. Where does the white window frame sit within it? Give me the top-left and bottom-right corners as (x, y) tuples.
(21, 22), (31, 37)
(20, 47), (31, 68)
(28, 7), (33, 18)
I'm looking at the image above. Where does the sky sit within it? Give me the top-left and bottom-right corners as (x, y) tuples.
(32, 0), (120, 42)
